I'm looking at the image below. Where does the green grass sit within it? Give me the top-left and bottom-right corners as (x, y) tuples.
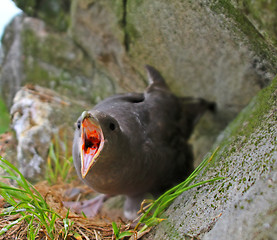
(0, 156), (63, 239)
(0, 98), (10, 134)
(46, 136), (75, 185)
(0, 135), (77, 239)
(112, 222), (134, 239)
(0, 156), (80, 239)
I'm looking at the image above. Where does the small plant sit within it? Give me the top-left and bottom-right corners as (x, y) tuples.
(61, 210), (77, 239)
(112, 222), (133, 239)
(0, 156), (61, 239)
(46, 136), (74, 185)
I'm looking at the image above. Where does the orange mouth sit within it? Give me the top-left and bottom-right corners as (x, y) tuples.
(81, 117), (104, 178)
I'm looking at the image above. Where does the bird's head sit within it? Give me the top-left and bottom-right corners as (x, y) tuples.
(75, 110), (121, 178)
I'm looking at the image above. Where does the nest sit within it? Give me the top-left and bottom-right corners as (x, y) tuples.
(0, 179), (147, 240)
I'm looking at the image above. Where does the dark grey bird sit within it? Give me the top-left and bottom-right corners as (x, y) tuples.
(72, 65), (215, 219)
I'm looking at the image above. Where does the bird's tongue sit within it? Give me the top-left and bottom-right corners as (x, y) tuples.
(81, 118), (102, 178)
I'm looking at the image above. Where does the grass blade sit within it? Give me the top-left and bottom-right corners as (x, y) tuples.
(0, 215), (31, 235)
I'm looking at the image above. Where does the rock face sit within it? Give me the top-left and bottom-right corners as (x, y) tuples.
(0, 15), (103, 109)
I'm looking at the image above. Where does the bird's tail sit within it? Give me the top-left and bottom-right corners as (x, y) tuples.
(179, 97), (216, 139)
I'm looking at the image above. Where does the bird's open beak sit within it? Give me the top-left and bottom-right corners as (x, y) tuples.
(80, 111), (104, 178)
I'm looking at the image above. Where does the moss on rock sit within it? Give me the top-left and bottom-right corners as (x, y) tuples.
(20, 22), (116, 105)
(233, 0), (277, 47)
(14, 0), (71, 31)
(209, 0), (277, 72)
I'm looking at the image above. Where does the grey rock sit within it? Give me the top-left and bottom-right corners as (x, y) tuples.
(203, 170), (277, 240)
(0, 15), (24, 108)
(0, 14), (113, 109)
(70, 0), (145, 92)
(0, 46), (3, 65)
(10, 85), (86, 181)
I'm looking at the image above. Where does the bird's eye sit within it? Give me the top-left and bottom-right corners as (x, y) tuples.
(109, 122), (116, 131)
(77, 121), (81, 129)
